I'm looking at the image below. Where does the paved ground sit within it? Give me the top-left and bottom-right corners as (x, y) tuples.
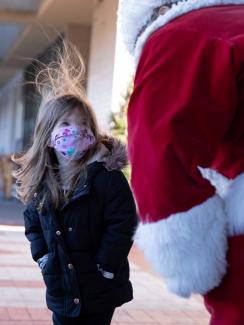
(0, 198), (210, 324)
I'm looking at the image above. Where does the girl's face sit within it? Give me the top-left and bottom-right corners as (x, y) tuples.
(51, 108), (95, 164)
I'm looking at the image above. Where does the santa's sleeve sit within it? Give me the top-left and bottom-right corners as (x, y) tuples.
(128, 28), (238, 297)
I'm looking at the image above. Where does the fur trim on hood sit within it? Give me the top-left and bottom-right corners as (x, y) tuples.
(118, 0), (244, 66)
(87, 137), (128, 171)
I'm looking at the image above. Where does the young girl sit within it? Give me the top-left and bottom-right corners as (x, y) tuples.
(13, 42), (138, 325)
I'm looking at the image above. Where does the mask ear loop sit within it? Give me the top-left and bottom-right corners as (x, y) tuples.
(47, 131), (56, 148)
(48, 139), (54, 148)
(48, 128), (57, 148)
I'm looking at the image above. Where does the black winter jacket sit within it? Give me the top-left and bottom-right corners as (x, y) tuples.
(24, 141), (138, 317)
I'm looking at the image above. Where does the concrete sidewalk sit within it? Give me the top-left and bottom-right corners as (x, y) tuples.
(0, 224), (210, 325)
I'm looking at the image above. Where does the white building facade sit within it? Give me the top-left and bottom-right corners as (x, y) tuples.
(0, 0), (132, 154)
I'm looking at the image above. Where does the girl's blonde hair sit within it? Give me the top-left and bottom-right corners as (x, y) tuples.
(13, 40), (106, 207)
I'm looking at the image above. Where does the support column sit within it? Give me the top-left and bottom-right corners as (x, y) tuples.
(87, 0), (119, 131)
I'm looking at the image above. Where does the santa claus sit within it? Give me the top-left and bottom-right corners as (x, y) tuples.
(118, 1), (244, 324)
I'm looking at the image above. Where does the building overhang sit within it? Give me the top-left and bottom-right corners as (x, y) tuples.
(0, 0), (94, 88)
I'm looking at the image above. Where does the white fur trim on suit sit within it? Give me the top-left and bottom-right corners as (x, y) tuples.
(198, 168), (244, 236)
(198, 167), (232, 198)
(224, 173), (244, 236)
(118, 0), (244, 65)
(134, 195), (228, 298)
(118, 0), (164, 55)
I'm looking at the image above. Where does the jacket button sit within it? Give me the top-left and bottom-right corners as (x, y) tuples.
(68, 227), (72, 232)
(74, 298), (80, 304)
(34, 193), (37, 198)
(68, 263), (74, 270)
(56, 230), (61, 236)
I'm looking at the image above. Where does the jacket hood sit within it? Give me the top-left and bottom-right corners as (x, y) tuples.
(87, 137), (128, 171)
(118, 0), (244, 66)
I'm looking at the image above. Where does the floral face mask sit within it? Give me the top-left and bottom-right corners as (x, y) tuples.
(50, 125), (96, 160)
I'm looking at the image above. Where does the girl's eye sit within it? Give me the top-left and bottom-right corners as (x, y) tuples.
(61, 122), (69, 126)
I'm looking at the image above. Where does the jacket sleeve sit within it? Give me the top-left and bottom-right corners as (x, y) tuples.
(96, 170), (138, 273)
(128, 28), (238, 297)
(24, 205), (48, 262)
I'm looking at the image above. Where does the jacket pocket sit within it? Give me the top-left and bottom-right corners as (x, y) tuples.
(89, 268), (116, 294)
(42, 274), (64, 297)
(41, 252), (64, 297)
(41, 251), (61, 275)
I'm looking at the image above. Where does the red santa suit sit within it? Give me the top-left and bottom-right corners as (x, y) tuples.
(118, 1), (244, 324)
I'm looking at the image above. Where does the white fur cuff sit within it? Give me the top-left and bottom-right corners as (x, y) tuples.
(134, 195), (228, 297)
(225, 172), (244, 236)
